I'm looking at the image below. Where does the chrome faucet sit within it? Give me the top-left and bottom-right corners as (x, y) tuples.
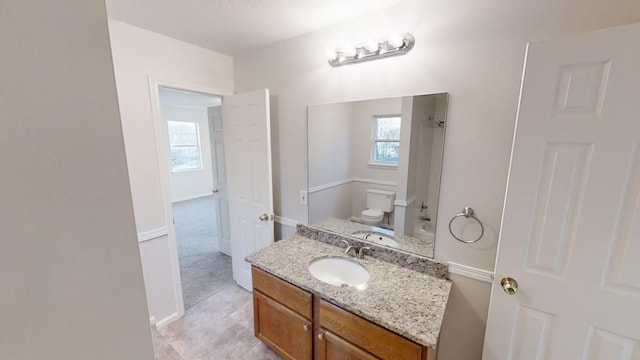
(340, 240), (371, 259)
(340, 239), (359, 257)
(356, 247), (371, 259)
(345, 246), (359, 257)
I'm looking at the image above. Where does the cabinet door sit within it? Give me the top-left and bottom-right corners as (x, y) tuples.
(317, 328), (379, 360)
(319, 300), (425, 359)
(253, 291), (312, 360)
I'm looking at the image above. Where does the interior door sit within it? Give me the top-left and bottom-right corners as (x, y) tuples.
(223, 89), (274, 291)
(484, 23), (640, 359)
(207, 105), (231, 256)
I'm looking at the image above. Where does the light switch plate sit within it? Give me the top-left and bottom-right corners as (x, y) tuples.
(299, 190), (308, 206)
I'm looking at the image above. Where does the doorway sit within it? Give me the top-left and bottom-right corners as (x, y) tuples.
(158, 87), (232, 309)
(149, 86), (276, 359)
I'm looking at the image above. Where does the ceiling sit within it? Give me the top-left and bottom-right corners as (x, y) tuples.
(106, 0), (406, 55)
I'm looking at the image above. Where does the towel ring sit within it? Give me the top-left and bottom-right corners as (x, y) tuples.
(449, 207), (484, 244)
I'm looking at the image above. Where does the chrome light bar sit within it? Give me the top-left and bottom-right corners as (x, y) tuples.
(327, 33), (415, 67)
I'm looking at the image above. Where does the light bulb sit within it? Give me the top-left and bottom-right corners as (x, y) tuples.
(339, 46), (357, 58)
(388, 34), (405, 48)
(364, 40), (379, 52)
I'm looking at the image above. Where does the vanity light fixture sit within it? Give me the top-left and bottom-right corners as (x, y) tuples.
(327, 33), (415, 67)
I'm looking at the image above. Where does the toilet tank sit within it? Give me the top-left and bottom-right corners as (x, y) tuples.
(366, 189), (396, 212)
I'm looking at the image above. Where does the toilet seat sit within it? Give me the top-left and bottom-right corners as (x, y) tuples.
(361, 208), (384, 225)
(361, 209), (384, 218)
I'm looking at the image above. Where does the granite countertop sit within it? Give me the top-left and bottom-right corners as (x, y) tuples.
(311, 217), (435, 258)
(246, 234), (452, 349)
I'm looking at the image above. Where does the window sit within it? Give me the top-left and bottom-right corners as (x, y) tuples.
(371, 115), (401, 165)
(167, 121), (202, 172)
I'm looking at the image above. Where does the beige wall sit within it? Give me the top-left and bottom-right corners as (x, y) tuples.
(108, 20), (234, 325)
(308, 102), (354, 223)
(308, 102), (354, 188)
(308, 98), (402, 222)
(109, 20), (234, 233)
(351, 97), (402, 183)
(0, 1), (154, 359)
(233, 1), (640, 358)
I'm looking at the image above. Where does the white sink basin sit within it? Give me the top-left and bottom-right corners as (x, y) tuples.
(308, 257), (370, 290)
(368, 234), (399, 247)
(352, 232), (400, 248)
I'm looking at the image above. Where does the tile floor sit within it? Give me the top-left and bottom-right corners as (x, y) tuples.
(153, 283), (281, 360)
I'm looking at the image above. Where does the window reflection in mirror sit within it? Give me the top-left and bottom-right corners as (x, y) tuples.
(307, 93), (448, 258)
(371, 114), (401, 166)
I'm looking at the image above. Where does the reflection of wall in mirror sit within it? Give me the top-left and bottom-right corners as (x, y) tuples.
(308, 98), (401, 224)
(427, 94), (448, 226)
(350, 98), (400, 223)
(308, 102), (354, 223)
(395, 94), (446, 237)
(394, 96), (419, 234)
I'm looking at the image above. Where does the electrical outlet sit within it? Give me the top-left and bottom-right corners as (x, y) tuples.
(299, 190), (308, 206)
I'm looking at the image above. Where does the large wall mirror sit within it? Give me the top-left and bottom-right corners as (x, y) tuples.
(307, 93), (448, 258)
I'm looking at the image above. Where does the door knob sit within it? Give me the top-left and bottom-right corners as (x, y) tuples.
(501, 277), (518, 295)
(211, 188), (219, 194)
(259, 213), (269, 222)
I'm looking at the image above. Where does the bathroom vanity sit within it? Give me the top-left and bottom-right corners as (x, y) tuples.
(246, 230), (451, 360)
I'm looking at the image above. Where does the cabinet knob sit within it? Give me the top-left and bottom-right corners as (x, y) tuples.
(303, 323), (310, 332)
(317, 332), (324, 341)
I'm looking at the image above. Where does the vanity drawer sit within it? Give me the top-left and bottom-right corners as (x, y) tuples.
(252, 266), (312, 319)
(319, 300), (425, 360)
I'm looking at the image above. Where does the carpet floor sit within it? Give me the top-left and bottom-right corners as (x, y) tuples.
(172, 196), (234, 309)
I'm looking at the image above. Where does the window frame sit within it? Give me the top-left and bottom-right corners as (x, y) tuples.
(369, 114), (401, 167)
(167, 120), (204, 173)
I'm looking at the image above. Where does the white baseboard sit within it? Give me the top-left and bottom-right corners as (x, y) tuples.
(154, 311), (181, 329)
(138, 226), (169, 243)
(274, 215), (298, 228)
(448, 262), (494, 283)
(171, 193), (212, 203)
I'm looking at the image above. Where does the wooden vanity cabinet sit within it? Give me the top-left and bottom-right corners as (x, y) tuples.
(251, 266), (429, 360)
(252, 267), (313, 360)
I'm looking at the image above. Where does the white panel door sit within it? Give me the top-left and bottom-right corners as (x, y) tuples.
(207, 105), (231, 256)
(484, 23), (640, 359)
(223, 89), (273, 291)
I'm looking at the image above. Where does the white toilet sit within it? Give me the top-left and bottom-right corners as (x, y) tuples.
(360, 189), (396, 225)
